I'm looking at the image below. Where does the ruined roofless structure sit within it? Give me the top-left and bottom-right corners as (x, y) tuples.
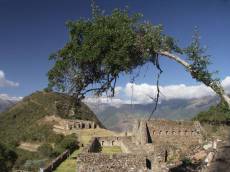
(76, 119), (205, 172)
(133, 119), (204, 145)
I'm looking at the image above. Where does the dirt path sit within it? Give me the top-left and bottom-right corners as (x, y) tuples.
(18, 142), (41, 152)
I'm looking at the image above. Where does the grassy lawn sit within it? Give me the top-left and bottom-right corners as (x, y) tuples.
(76, 128), (119, 145)
(54, 128), (120, 171)
(101, 146), (122, 154)
(54, 148), (82, 172)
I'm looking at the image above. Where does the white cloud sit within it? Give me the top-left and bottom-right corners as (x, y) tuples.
(0, 70), (19, 87)
(84, 86), (127, 107)
(222, 76), (230, 94)
(85, 76), (230, 106)
(124, 83), (215, 104)
(84, 97), (125, 108)
(0, 94), (23, 101)
(114, 86), (122, 96)
(124, 76), (230, 104)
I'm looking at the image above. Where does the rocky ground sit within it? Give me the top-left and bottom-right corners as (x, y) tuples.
(168, 125), (230, 172)
(205, 135), (230, 172)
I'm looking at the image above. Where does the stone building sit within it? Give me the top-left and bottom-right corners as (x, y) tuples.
(76, 119), (205, 172)
(133, 119), (204, 145)
(65, 119), (98, 130)
(52, 118), (99, 135)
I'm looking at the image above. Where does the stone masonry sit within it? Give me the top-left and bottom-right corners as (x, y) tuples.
(76, 119), (205, 172)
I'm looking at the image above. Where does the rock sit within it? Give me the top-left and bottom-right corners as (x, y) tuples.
(203, 142), (212, 150)
(205, 152), (215, 166)
(212, 140), (217, 149)
(193, 150), (207, 161)
(217, 139), (222, 142)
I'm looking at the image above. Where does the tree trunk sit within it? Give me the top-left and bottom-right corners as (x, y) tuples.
(159, 51), (230, 109)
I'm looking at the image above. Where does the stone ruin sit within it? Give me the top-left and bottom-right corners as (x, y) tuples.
(52, 117), (100, 135)
(65, 119), (99, 130)
(76, 119), (205, 172)
(133, 119), (204, 146)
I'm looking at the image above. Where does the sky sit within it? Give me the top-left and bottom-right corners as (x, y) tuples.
(0, 0), (230, 103)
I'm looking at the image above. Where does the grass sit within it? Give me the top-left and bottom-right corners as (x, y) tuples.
(54, 128), (119, 171)
(101, 146), (122, 154)
(54, 148), (82, 172)
(75, 128), (119, 145)
(202, 123), (230, 140)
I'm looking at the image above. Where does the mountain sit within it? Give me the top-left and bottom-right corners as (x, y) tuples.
(0, 91), (102, 170)
(0, 97), (17, 112)
(0, 91), (102, 145)
(88, 96), (219, 131)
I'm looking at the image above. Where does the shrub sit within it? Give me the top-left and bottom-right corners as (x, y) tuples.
(193, 101), (230, 123)
(0, 143), (17, 172)
(54, 134), (78, 154)
(182, 157), (192, 166)
(38, 143), (54, 158)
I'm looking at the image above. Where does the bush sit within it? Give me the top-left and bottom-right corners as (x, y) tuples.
(38, 143), (54, 158)
(182, 157), (192, 166)
(193, 101), (230, 123)
(0, 143), (17, 172)
(54, 134), (78, 154)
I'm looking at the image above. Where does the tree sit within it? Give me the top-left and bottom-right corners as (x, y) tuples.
(0, 143), (17, 172)
(54, 134), (78, 154)
(38, 143), (54, 157)
(47, 2), (230, 110)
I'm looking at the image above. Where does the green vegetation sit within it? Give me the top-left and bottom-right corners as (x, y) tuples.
(0, 91), (101, 145)
(37, 143), (54, 158)
(101, 146), (122, 154)
(0, 91), (99, 171)
(75, 128), (117, 145)
(54, 148), (82, 172)
(54, 134), (79, 155)
(0, 143), (17, 172)
(181, 157), (192, 166)
(193, 101), (230, 123)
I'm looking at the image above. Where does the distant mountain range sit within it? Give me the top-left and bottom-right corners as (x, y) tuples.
(0, 97), (17, 112)
(0, 93), (220, 132)
(87, 96), (219, 131)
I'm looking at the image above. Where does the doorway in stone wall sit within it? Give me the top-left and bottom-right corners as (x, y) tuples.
(146, 124), (153, 143)
(165, 150), (168, 162)
(146, 159), (152, 170)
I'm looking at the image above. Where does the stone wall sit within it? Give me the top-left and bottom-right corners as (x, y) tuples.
(76, 153), (159, 172)
(66, 119), (98, 130)
(88, 138), (102, 153)
(132, 119), (148, 145)
(97, 136), (134, 153)
(76, 119), (205, 172)
(53, 119), (99, 135)
(133, 119), (204, 145)
(40, 149), (71, 172)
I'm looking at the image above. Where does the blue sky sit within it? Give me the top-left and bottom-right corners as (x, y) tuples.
(0, 0), (230, 99)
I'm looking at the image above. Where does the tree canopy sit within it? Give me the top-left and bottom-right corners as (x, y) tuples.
(0, 143), (17, 172)
(47, 2), (230, 109)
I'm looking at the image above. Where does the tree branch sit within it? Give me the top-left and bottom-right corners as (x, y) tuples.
(158, 51), (230, 108)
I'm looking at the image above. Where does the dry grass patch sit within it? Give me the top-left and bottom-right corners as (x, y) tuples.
(75, 128), (119, 145)
(101, 146), (122, 154)
(18, 142), (41, 152)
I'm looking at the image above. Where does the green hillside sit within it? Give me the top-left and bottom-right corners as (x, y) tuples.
(91, 96), (217, 131)
(193, 101), (230, 123)
(0, 91), (102, 171)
